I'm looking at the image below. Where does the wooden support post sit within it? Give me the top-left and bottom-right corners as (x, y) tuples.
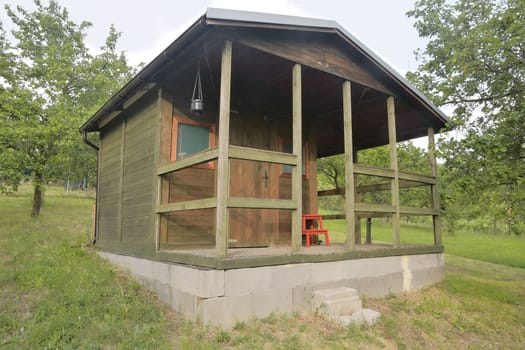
(366, 218), (372, 244)
(215, 40), (232, 258)
(291, 63), (303, 251)
(353, 149), (361, 244)
(156, 89), (173, 249)
(428, 128), (443, 246)
(343, 81), (356, 250)
(387, 96), (401, 247)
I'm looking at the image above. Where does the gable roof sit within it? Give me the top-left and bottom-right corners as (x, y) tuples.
(80, 7), (447, 133)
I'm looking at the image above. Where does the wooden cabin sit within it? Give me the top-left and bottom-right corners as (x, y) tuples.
(81, 9), (447, 326)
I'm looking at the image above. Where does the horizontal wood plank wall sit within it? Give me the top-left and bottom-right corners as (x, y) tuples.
(168, 168), (216, 202)
(98, 119), (124, 241)
(120, 91), (158, 247)
(166, 209), (215, 247)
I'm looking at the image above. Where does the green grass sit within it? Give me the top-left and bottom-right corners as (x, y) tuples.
(1, 185), (525, 349)
(324, 219), (525, 268)
(0, 185), (174, 349)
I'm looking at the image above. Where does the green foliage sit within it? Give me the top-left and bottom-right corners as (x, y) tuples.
(318, 142), (432, 215)
(407, 0), (525, 234)
(0, 0), (135, 214)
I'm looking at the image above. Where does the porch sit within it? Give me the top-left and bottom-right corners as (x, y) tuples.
(152, 39), (443, 264)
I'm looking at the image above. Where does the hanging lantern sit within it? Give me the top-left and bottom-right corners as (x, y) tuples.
(191, 64), (204, 115)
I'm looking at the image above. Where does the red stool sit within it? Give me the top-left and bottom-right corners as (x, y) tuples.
(302, 214), (330, 247)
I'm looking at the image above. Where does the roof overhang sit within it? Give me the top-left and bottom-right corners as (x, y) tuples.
(80, 8), (448, 133)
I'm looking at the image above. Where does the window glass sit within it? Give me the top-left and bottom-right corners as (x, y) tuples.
(282, 141), (306, 175)
(176, 123), (210, 159)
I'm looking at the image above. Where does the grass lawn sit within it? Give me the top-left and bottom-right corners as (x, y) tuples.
(324, 219), (525, 268)
(1, 185), (524, 349)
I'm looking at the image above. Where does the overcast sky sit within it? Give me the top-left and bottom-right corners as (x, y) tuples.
(1, 0), (427, 75)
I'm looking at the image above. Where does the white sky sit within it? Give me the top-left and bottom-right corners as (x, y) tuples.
(1, 0), (435, 147)
(1, 0), (426, 74)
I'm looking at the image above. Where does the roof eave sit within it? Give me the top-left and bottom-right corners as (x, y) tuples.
(79, 15), (208, 133)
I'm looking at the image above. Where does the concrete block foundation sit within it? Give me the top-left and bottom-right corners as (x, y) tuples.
(98, 252), (445, 328)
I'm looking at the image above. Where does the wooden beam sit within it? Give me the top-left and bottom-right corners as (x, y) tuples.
(366, 218), (372, 244)
(156, 198), (217, 213)
(227, 197), (297, 210)
(355, 203), (395, 213)
(354, 163), (395, 178)
(318, 188), (345, 197)
(356, 179), (432, 193)
(157, 148), (218, 175)
(215, 40), (233, 258)
(343, 80), (356, 250)
(98, 83), (157, 129)
(387, 96), (401, 247)
(291, 63), (302, 251)
(400, 206), (438, 216)
(322, 214), (346, 220)
(229, 145), (296, 165)
(398, 171), (436, 185)
(123, 83), (156, 109)
(157, 89), (173, 248)
(429, 128), (443, 246)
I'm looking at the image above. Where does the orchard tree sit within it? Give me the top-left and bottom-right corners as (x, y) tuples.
(407, 0), (525, 234)
(317, 142), (432, 214)
(0, 0), (134, 215)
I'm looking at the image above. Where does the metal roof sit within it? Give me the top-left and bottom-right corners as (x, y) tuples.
(80, 7), (447, 132)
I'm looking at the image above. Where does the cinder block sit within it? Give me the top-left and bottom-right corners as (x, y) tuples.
(385, 271), (404, 295)
(343, 258), (387, 279)
(382, 256), (403, 274)
(171, 288), (201, 322)
(270, 264), (310, 289)
(407, 253), (442, 270)
(201, 295), (253, 328)
(252, 288), (293, 318)
(225, 266), (272, 296)
(409, 266), (445, 290)
(310, 261), (344, 283)
(358, 275), (387, 298)
(150, 260), (170, 285)
(170, 264), (224, 298)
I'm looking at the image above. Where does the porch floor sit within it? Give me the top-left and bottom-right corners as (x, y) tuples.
(156, 243), (444, 269)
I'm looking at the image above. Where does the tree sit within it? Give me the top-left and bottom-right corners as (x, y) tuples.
(317, 142), (432, 215)
(0, 0), (134, 215)
(407, 0), (525, 234)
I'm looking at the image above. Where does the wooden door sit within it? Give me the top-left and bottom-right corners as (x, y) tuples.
(229, 115), (279, 247)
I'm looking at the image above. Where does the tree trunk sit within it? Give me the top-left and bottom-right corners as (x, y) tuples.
(31, 173), (43, 216)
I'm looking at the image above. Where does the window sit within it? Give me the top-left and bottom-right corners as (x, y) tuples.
(281, 139), (308, 177)
(171, 118), (215, 164)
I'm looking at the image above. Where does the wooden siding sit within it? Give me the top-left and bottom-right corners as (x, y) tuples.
(121, 93), (157, 245)
(166, 208), (215, 246)
(98, 119), (123, 240)
(97, 90), (158, 251)
(168, 167), (216, 203)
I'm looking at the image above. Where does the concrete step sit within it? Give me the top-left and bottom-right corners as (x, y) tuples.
(312, 287), (362, 320)
(312, 287), (358, 301)
(339, 308), (381, 326)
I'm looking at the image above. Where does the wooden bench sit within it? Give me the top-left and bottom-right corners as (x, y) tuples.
(302, 214), (330, 247)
